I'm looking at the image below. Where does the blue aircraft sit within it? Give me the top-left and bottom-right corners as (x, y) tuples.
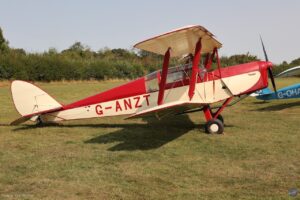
(254, 66), (300, 100)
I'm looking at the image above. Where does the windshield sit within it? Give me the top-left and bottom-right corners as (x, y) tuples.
(145, 64), (193, 93)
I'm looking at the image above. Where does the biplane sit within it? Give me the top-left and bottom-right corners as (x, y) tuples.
(11, 25), (276, 134)
(254, 66), (300, 100)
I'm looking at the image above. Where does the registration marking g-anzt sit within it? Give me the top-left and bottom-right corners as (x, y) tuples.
(95, 94), (151, 116)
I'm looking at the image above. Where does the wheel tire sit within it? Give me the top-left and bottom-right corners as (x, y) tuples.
(205, 119), (224, 134)
(36, 116), (43, 126)
(216, 114), (224, 124)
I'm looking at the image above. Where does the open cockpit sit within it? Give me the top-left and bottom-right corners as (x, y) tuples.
(145, 63), (191, 93)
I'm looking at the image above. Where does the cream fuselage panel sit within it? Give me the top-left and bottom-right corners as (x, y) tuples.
(41, 71), (260, 122)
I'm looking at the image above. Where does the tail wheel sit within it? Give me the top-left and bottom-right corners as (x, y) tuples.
(205, 119), (224, 134)
(36, 116), (44, 125)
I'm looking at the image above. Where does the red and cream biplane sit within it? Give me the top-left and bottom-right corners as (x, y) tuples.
(11, 25), (276, 134)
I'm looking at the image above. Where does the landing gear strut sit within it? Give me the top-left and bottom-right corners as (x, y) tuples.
(202, 97), (233, 134)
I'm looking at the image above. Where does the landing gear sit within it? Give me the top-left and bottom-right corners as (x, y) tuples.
(202, 97), (232, 134)
(35, 116), (58, 126)
(205, 119), (224, 134)
(216, 114), (224, 124)
(36, 116), (44, 126)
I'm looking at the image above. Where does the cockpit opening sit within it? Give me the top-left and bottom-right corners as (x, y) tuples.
(145, 63), (196, 93)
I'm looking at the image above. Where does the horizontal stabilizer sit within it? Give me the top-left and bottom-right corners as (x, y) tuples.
(10, 115), (33, 125)
(251, 87), (273, 97)
(10, 107), (62, 125)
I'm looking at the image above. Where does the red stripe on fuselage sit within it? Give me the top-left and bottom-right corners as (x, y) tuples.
(63, 77), (146, 110)
(206, 61), (267, 80)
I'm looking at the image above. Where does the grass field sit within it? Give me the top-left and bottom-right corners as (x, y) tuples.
(0, 78), (300, 200)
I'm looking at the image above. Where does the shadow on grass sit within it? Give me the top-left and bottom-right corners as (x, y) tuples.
(253, 101), (300, 111)
(12, 115), (199, 151)
(252, 101), (270, 104)
(87, 115), (200, 151)
(0, 123), (11, 126)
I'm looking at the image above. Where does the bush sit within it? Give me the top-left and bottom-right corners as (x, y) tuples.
(0, 41), (299, 81)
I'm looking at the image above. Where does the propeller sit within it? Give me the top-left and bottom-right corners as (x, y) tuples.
(260, 35), (277, 93)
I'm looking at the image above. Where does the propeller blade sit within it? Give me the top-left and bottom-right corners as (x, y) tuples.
(260, 35), (277, 94)
(260, 35), (269, 62)
(268, 68), (277, 93)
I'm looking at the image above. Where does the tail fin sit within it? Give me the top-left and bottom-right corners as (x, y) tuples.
(11, 80), (63, 125)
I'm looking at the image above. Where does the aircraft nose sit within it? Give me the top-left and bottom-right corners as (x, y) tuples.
(267, 61), (273, 68)
(261, 61), (273, 70)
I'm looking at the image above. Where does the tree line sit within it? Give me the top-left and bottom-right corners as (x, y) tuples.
(0, 27), (299, 82)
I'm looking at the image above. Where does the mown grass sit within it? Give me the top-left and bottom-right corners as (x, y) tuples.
(0, 78), (299, 200)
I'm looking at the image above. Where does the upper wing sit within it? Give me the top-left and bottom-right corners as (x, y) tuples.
(276, 66), (300, 77)
(134, 25), (222, 58)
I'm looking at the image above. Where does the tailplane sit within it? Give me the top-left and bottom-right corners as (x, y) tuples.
(250, 87), (273, 97)
(10, 80), (63, 125)
(256, 87), (273, 96)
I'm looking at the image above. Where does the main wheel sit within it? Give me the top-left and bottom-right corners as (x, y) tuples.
(205, 119), (224, 134)
(216, 114), (224, 124)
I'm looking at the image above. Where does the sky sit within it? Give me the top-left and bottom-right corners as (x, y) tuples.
(0, 0), (299, 64)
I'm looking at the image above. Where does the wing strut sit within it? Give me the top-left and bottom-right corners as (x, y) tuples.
(157, 48), (171, 105)
(205, 48), (217, 70)
(215, 48), (222, 78)
(188, 38), (202, 100)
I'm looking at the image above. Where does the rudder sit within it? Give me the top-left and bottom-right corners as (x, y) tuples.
(11, 80), (62, 117)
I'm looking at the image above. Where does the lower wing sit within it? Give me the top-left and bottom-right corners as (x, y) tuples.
(127, 101), (204, 120)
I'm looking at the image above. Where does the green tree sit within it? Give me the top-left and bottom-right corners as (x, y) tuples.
(221, 53), (258, 67)
(62, 42), (95, 59)
(0, 27), (9, 52)
(289, 57), (300, 67)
